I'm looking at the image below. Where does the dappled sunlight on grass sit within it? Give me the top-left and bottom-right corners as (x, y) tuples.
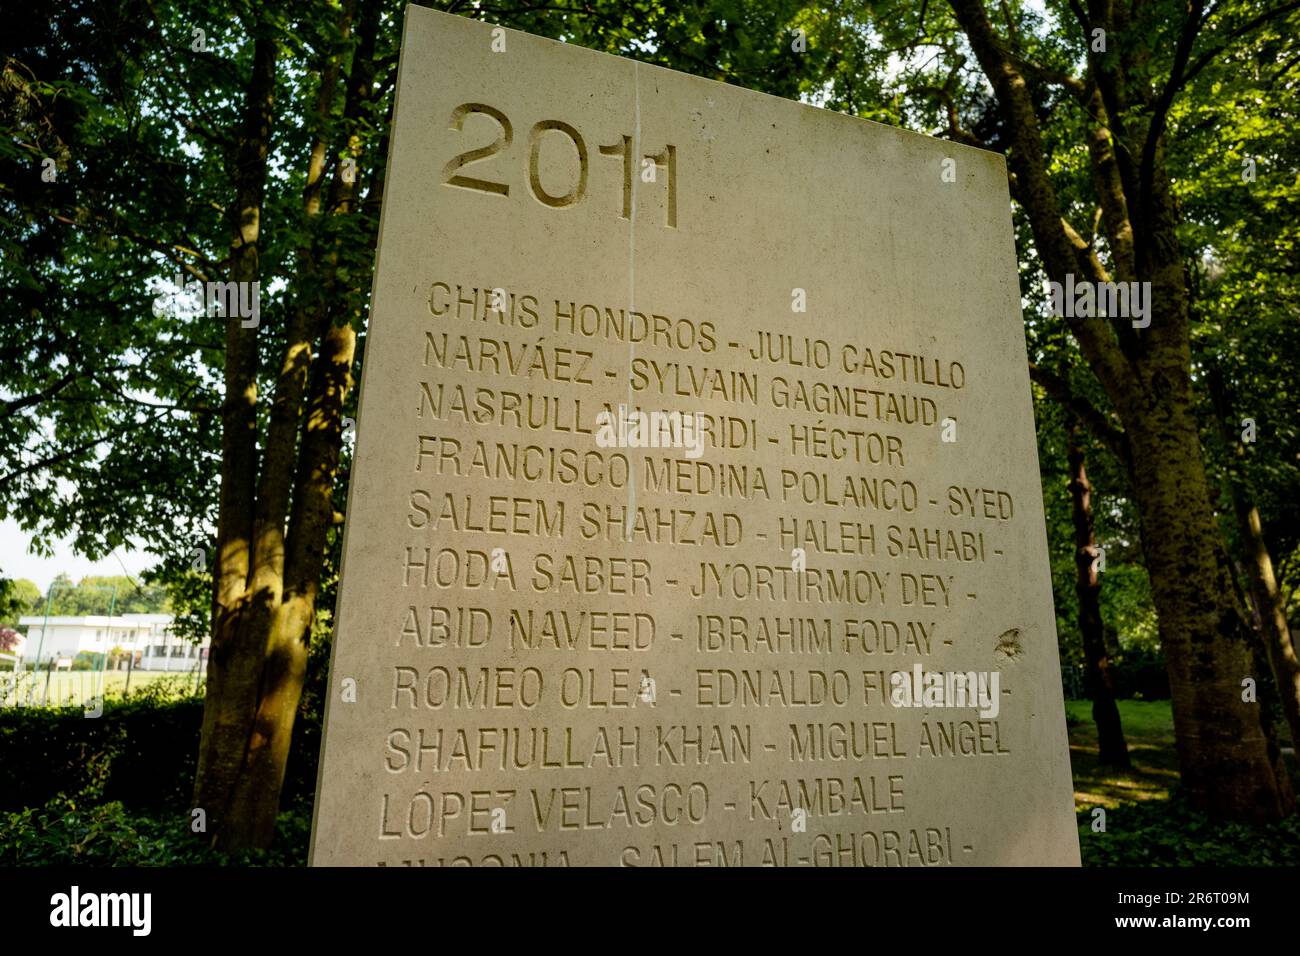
(1068, 698), (1300, 865)
(1066, 698), (1179, 811)
(1067, 697), (1298, 811)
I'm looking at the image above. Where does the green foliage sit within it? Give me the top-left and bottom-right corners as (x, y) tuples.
(0, 673), (321, 815)
(1079, 797), (1300, 867)
(152, 566), (209, 645)
(1108, 645), (1171, 700)
(0, 617), (326, 861)
(0, 694), (203, 812)
(0, 579), (41, 626)
(41, 574), (170, 615)
(0, 795), (309, 867)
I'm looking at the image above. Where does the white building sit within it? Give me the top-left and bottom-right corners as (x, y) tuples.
(16, 614), (209, 672)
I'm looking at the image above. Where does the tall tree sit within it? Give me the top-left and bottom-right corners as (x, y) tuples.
(1179, 38), (1300, 750)
(192, 0), (386, 849)
(816, 0), (1298, 818)
(942, 0), (1295, 819)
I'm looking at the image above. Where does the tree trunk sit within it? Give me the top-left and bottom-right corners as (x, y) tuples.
(1120, 382), (1291, 820)
(947, 0), (1294, 820)
(193, 32), (279, 848)
(1208, 368), (1300, 754)
(1237, 504), (1300, 752)
(192, 0), (373, 849)
(1067, 424), (1129, 767)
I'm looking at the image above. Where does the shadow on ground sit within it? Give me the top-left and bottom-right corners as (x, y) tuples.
(1065, 699), (1182, 809)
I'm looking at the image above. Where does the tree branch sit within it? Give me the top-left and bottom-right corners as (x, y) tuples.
(1139, 0), (1205, 237)
(1029, 362), (1131, 467)
(949, 0), (1135, 402)
(1179, 1), (1300, 93)
(0, 369), (80, 420)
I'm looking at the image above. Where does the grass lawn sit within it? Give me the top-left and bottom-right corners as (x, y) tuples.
(1065, 698), (1182, 810)
(1066, 697), (1299, 810)
(1067, 698), (1300, 865)
(0, 670), (203, 708)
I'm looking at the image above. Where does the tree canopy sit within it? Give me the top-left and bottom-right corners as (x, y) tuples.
(3, 0), (1297, 842)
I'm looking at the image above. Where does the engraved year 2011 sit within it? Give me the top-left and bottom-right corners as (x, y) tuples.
(440, 102), (677, 227)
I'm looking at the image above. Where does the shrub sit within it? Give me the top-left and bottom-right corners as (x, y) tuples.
(0, 682), (322, 813)
(0, 695), (202, 811)
(1079, 797), (1300, 866)
(1108, 645), (1171, 700)
(0, 638), (330, 864)
(0, 794), (309, 866)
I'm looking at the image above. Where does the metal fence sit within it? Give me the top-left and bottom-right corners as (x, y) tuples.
(1060, 664), (1087, 700)
(0, 661), (206, 709)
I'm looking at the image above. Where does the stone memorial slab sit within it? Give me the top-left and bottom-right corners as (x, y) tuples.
(309, 4), (1080, 866)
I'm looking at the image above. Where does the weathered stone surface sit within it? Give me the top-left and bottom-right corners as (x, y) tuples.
(309, 6), (1079, 866)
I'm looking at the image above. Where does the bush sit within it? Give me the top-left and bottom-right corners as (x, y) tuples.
(1079, 797), (1300, 866)
(0, 794), (309, 866)
(0, 643), (330, 864)
(0, 682), (322, 814)
(1108, 645), (1171, 700)
(0, 694), (203, 812)
(1060, 651), (1170, 701)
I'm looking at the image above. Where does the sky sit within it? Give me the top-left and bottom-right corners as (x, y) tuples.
(0, 517), (154, 592)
